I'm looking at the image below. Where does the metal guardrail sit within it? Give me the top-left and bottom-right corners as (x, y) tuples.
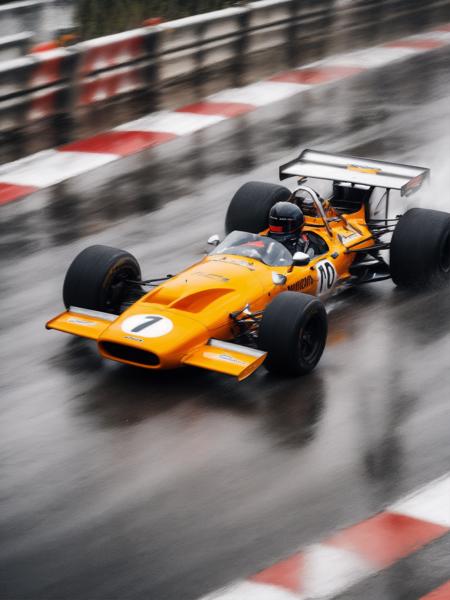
(0, 1), (74, 60)
(0, 0), (449, 155)
(0, 32), (34, 61)
(0, 0), (53, 41)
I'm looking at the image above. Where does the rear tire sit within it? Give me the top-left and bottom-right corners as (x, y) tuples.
(258, 292), (327, 375)
(63, 245), (141, 313)
(390, 208), (450, 289)
(225, 181), (291, 234)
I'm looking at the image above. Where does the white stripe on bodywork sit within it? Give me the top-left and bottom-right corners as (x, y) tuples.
(208, 81), (310, 107)
(116, 111), (225, 135)
(0, 150), (117, 188)
(69, 306), (117, 322)
(208, 339), (266, 358)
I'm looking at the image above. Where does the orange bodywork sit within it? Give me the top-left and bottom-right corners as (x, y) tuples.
(46, 204), (375, 380)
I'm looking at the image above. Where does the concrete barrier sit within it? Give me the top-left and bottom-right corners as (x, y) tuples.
(0, 0), (449, 159)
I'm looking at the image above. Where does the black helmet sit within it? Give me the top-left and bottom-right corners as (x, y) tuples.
(269, 202), (304, 250)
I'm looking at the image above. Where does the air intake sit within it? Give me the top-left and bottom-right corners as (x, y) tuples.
(100, 342), (160, 366)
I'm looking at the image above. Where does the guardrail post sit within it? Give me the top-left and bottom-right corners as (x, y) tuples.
(51, 49), (79, 146)
(234, 6), (250, 86)
(195, 21), (206, 90)
(52, 88), (75, 146)
(141, 28), (160, 114)
(287, 0), (299, 67)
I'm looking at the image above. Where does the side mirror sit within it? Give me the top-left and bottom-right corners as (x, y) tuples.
(272, 272), (287, 286)
(207, 234), (220, 246)
(292, 251), (311, 266)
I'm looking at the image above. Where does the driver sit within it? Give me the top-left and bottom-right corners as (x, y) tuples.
(268, 201), (313, 256)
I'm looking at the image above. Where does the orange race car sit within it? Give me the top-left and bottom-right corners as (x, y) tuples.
(46, 149), (450, 380)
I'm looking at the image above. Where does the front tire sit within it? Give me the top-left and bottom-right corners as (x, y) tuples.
(390, 208), (450, 289)
(258, 292), (327, 375)
(225, 181), (291, 234)
(63, 245), (141, 313)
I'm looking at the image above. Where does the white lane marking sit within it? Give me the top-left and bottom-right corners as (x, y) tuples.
(389, 474), (450, 527)
(116, 110), (225, 135)
(201, 581), (303, 599)
(0, 150), (117, 188)
(319, 46), (420, 68)
(208, 81), (310, 107)
(302, 544), (375, 599)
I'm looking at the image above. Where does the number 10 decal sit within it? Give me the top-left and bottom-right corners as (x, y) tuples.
(315, 259), (337, 295)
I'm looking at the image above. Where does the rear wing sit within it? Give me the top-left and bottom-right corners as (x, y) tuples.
(280, 149), (430, 197)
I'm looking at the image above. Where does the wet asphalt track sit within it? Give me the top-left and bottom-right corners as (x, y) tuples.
(1, 47), (450, 600)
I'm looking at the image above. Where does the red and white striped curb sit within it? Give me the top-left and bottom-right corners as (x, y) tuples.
(199, 474), (450, 600)
(0, 24), (449, 208)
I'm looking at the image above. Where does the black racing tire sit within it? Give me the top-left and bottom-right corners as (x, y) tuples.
(225, 181), (291, 234)
(63, 245), (141, 313)
(390, 208), (450, 289)
(258, 292), (328, 376)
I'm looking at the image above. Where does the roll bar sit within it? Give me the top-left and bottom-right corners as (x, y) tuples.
(292, 185), (333, 236)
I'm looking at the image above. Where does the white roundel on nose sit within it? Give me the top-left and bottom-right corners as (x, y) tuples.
(121, 315), (173, 338)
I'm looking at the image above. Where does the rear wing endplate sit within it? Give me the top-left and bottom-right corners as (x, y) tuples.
(280, 149), (430, 196)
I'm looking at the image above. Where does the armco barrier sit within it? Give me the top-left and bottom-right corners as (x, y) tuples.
(0, 47), (79, 155)
(0, 0), (53, 42)
(75, 28), (158, 113)
(77, 29), (151, 74)
(0, 32), (34, 62)
(1, 0), (449, 160)
(156, 7), (248, 84)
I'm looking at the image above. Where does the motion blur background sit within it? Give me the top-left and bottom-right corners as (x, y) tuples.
(1, 1), (449, 599)
(0, 0), (254, 44)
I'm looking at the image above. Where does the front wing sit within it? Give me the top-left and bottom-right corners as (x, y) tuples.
(183, 339), (266, 381)
(46, 307), (266, 380)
